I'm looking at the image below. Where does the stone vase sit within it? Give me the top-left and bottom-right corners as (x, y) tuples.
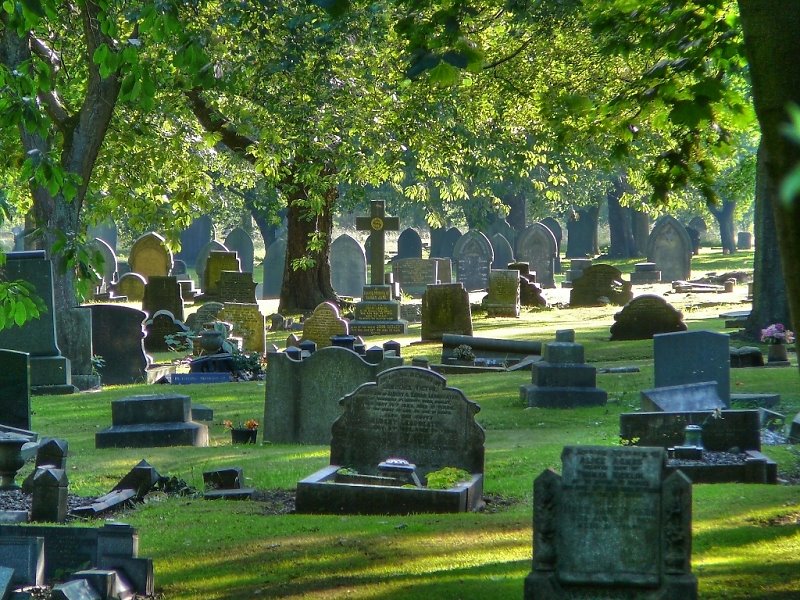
(231, 428), (258, 444)
(767, 343), (789, 364)
(200, 329), (225, 353)
(0, 435), (27, 490)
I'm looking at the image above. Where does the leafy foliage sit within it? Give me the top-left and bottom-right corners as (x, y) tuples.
(0, 279), (46, 330)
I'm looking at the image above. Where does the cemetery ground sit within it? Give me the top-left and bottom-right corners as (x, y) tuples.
(15, 250), (800, 599)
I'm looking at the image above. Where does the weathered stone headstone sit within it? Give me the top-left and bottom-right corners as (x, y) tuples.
(610, 294), (687, 340)
(0, 350), (30, 430)
(218, 271), (257, 304)
(647, 215), (692, 282)
(142, 276), (184, 321)
(144, 310), (189, 353)
(91, 237), (118, 291)
(261, 237), (287, 299)
(540, 216), (563, 274)
(432, 257), (452, 284)
(484, 269), (520, 317)
(421, 283), (473, 341)
(301, 301), (349, 348)
(395, 228), (423, 259)
(194, 240), (227, 287)
(654, 330), (730, 405)
(224, 227), (254, 273)
(202, 251), (241, 298)
(264, 346), (402, 444)
(484, 218), (516, 248)
(569, 264), (633, 307)
(128, 232), (173, 281)
(562, 257), (592, 288)
(429, 227), (447, 258)
(524, 446), (696, 599)
(330, 234), (367, 297)
(686, 226), (701, 255)
(88, 305), (148, 385)
(490, 233), (515, 269)
(687, 216), (707, 241)
(30, 467), (68, 523)
(87, 219), (118, 252)
(515, 223), (557, 288)
(0, 536), (44, 586)
(0, 252), (73, 393)
(176, 215), (213, 267)
(452, 230), (494, 291)
(392, 258), (438, 297)
(737, 231), (753, 250)
(565, 209), (595, 258)
(438, 227), (462, 258)
(507, 262), (547, 307)
(115, 272), (146, 302)
(219, 303), (265, 353)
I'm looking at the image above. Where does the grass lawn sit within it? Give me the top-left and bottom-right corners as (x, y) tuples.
(22, 249), (800, 599)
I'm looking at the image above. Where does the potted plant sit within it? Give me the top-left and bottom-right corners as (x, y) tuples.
(761, 323), (795, 363)
(224, 419), (259, 444)
(450, 344), (476, 366)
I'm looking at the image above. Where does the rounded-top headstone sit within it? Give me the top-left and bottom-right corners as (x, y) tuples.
(129, 232), (173, 281)
(224, 227), (255, 273)
(195, 240), (228, 286)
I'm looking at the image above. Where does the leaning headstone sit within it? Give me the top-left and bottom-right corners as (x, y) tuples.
(0, 251), (73, 394)
(640, 381), (725, 413)
(654, 330), (730, 405)
(194, 240), (227, 287)
(142, 276), (184, 321)
(484, 269), (520, 318)
(224, 227), (254, 273)
(261, 237), (287, 298)
(88, 305), (148, 385)
(143, 310), (189, 353)
(176, 215), (213, 267)
(565, 209), (595, 258)
(0, 350), (30, 431)
(330, 234), (367, 297)
(395, 228), (423, 259)
(490, 233), (515, 269)
(569, 264), (632, 307)
(114, 272), (146, 302)
(421, 283), (473, 341)
(647, 215), (692, 282)
(610, 295), (687, 340)
(202, 251), (241, 298)
(452, 230), (494, 291)
(524, 446), (696, 599)
(515, 222), (557, 288)
(392, 258), (438, 298)
(301, 301), (349, 348)
(128, 232), (173, 281)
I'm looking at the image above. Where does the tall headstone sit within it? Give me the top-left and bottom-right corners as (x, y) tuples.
(0, 252), (73, 394)
(194, 240), (227, 287)
(452, 230), (494, 292)
(421, 283), (473, 341)
(515, 222), (557, 288)
(439, 227), (462, 258)
(88, 305), (148, 385)
(356, 200), (400, 285)
(224, 227), (254, 273)
(653, 330), (730, 405)
(87, 219), (118, 252)
(176, 215), (213, 267)
(261, 237), (287, 299)
(202, 251), (241, 298)
(128, 232), (173, 281)
(395, 228), (423, 260)
(540, 217), (563, 273)
(647, 216), (692, 282)
(569, 264), (633, 307)
(91, 237), (118, 290)
(565, 209), (595, 258)
(429, 227), (447, 258)
(484, 218), (516, 248)
(142, 276), (184, 321)
(525, 446), (696, 599)
(484, 269), (520, 317)
(330, 234), (367, 298)
(0, 350), (30, 430)
(490, 233), (515, 269)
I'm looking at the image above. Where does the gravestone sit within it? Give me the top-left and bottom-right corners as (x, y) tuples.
(301, 301), (349, 348)
(484, 218), (516, 248)
(421, 283), (473, 341)
(87, 219), (118, 252)
(610, 294), (687, 340)
(686, 226), (701, 255)
(569, 264), (632, 307)
(516, 222), (557, 289)
(654, 330), (730, 405)
(395, 228), (423, 259)
(507, 262), (547, 307)
(186, 301), (225, 333)
(484, 269), (520, 317)
(452, 230), (494, 291)
(115, 272), (146, 302)
(0, 252), (73, 393)
(219, 303), (265, 353)
(261, 237), (287, 298)
(429, 227), (447, 258)
(330, 234), (367, 297)
(565, 209), (595, 258)
(88, 305), (148, 385)
(224, 227), (254, 273)
(143, 310), (189, 353)
(629, 261), (662, 285)
(194, 240), (227, 287)
(392, 258), (438, 297)
(490, 233), (515, 269)
(218, 271), (258, 304)
(202, 251), (241, 298)
(647, 216), (692, 282)
(432, 257), (452, 284)
(264, 346), (402, 444)
(540, 217), (563, 273)
(0, 350), (30, 431)
(91, 237), (118, 290)
(0, 536), (44, 586)
(128, 232), (173, 281)
(30, 467), (68, 523)
(562, 257), (592, 288)
(524, 446), (696, 599)
(96, 393), (208, 448)
(142, 276), (184, 321)
(176, 215), (212, 267)
(737, 231), (753, 250)
(687, 216), (707, 241)
(640, 381), (725, 413)
(439, 227), (462, 258)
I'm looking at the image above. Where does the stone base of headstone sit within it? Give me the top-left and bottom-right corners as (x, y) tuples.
(665, 450), (777, 484)
(561, 258), (592, 288)
(629, 261), (662, 285)
(71, 374), (101, 391)
(349, 285), (408, 336)
(524, 571), (698, 600)
(730, 392), (780, 409)
(29, 356), (75, 395)
(521, 384), (608, 408)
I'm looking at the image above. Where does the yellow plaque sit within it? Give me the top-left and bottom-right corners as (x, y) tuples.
(371, 217), (384, 231)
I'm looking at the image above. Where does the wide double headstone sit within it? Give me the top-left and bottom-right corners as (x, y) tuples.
(484, 269), (520, 317)
(516, 223), (557, 288)
(654, 330), (730, 405)
(0, 252), (73, 393)
(395, 228), (423, 260)
(88, 305), (148, 385)
(452, 230), (494, 291)
(330, 234), (367, 297)
(569, 264), (632, 307)
(224, 227), (254, 273)
(176, 215), (213, 267)
(261, 237), (287, 299)
(128, 232), (173, 281)
(610, 295), (687, 340)
(392, 258), (438, 298)
(525, 445), (697, 599)
(420, 283), (473, 341)
(647, 215), (692, 282)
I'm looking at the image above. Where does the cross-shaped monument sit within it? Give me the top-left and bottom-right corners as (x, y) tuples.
(356, 200), (399, 285)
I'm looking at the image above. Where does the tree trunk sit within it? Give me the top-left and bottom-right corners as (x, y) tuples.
(607, 175), (636, 258)
(739, 0), (800, 365)
(745, 140), (791, 339)
(588, 204), (601, 255)
(631, 210), (650, 256)
(502, 192), (527, 232)
(707, 199), (737, 254)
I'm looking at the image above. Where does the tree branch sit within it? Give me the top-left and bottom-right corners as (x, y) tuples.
(483, 36), (535, 70)
(185, 87), (258, 163)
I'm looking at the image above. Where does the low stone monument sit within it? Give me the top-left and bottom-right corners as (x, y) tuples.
(654, 330), (730, 405)
(484, 269), (520, 317)
(609, 295), (687, 340)
(569, 264), (632, 307)
(420, 283), (473, 341)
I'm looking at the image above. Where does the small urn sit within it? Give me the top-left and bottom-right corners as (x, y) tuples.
(0, 434), (28, 490)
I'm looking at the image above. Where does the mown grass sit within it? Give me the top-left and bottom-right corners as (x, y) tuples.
(22, 249), (800, 599)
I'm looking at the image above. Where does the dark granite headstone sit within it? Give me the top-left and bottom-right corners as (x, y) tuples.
(396, 228), (423, 259)
(143, 310), (189, 353)
(0, 350), (30, 430)
(330, 234), (367, 297)
(524, 446), (696, 599)
(490, 233), (515, 269)
(392, 258), (438, 297)
(610, 294), (687, 340)
(647, 215), (692, 282)
(516, 222), (557, 288)
(224, 227), (254, 273)
(654, 330), (730, 405)
(0, 536), (44, 586)
(128, 232), (173, 281)
(439, 227), (462, 258)
(218, 271), (257, 304)
(142, 276), (184, 321)
(88, 305), (148, 385)
(301, 301), (349, 349)
(569, 264), (632, 307)
(565, 209), (595, 258)
(261, 237), (287, 299)
(30, 467), (68, 523)
(452, 230), (494, 291)
(176, 215), (213, 267)
(421, 283), (473, 341)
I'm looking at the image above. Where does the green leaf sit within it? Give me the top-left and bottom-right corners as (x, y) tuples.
(428, 61), (460, 86)
(669, 100), (712, 128)
(13, 301), (27, 326)
(21, 0), (43, 17)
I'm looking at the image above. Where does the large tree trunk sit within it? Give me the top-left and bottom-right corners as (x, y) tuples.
(739, 1), (800, 365)
(746, 140), (791, 339)
(631, 210), (650, 256)
(607, 174), (637, 258)
(502, 192), (527, 232)
(707, 199), (737, 254)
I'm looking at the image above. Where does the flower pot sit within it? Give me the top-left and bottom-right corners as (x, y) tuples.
(231, 428), (258, 444)
(767, 343), (789, 364)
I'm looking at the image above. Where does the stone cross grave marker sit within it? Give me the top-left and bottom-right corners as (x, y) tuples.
(356, 200), (399, 285)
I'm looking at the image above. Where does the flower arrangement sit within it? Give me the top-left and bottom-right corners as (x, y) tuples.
(760, 323), (795, 345)
(452, 344), (475, 361)
(223, 419), (259, 431)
